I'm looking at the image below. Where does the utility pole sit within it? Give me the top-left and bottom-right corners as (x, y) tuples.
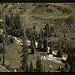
(1, 3), (6, 66)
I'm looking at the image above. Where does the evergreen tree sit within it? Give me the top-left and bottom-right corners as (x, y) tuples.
(49, 41), (52, 54)
(69, 61), (75, 72)
(26, 64), (29, 72)
(67, 47), (72, 65)
(57, 47), (62, 58)
(30, 36), (35, 54)
(33, 25), (36, 36)
(44, 23), (49, 37)
(20, 29), (28, 72)
(30, 61), (34, 72)
(50, 25), (54, 34)
(43, 37), (48, 52)
(61, 41), (64, 50)
(40, 28), (44, 40)
(33, 35), (35, 47)
(36, 56), (43, 72)
(65, 60), (68, 71)
(38, 34), (43, 51)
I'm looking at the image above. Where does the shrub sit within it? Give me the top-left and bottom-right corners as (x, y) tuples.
(66, 15), (75, 25)
(47, 8), (52, 13)
(57, 6), (63, 10)
(53, 5), (56, 7)
(62, 8), (71, 14)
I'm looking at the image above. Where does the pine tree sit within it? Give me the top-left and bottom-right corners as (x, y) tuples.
(33, 25), (36, 36)
(43, 37), (48, 52)
(30, 36), (35, 54)
(40, 28), (44, 40)
(30, 61), (34, 72)
(65, 60), (68, 71)
(61, 41), (64, 50)
(49, 41), (52, 54)
(50, 25), (54, 34)
(69, 61), (75, 72)
(36, 56), (43, 72)
(44, 23), (49, 37)
(67, 48), (71, 65)
(26, 64), (29, 72)
(38, 34), (43, 51)
(57, 47), (62, 58)
(20, 29), (28, 72)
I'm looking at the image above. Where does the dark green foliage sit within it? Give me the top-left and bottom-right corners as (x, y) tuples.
(50, 26), (54, 34)
(66, 15), (75, 25)
(69, 55), (75, 72)
(43, 37), (48, 52)
(57, 6), (63, 10)
(26, 65), (29, 72)
(47, 8), (52, 13)
(49, 41), (52, 54)
(57, 6), (71, 14)
(57, 47), (62, 58)
(38, 37), (42, 51)
(61, 41), (64, 50)
(0, 34), (3, 43)
(60, 68), (66, 72)
(29, 61), (34, 72)
(67, 50), (72, 65)
(62, 8), (71, 14)
(40, 28), (44, 40)
(44, 23), (49, 37)
(33, 25), (36, 36)
(30, 36), (35, 54)
(0, 45), (3, 53)
(25, 28), (32, 39)
(36, 56), (43, 72)
(31, 40), (35, 54)
(65, 60), (68, 71)
(5, 13), (23, 37)
(38, 33), (43, 51)
(20, 32), (28, 72)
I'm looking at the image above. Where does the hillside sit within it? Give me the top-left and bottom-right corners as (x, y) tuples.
(0, 3), (75, 72)
(0, 3), (75, 35)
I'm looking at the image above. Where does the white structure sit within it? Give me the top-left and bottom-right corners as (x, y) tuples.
(41, 54), (62, 63)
